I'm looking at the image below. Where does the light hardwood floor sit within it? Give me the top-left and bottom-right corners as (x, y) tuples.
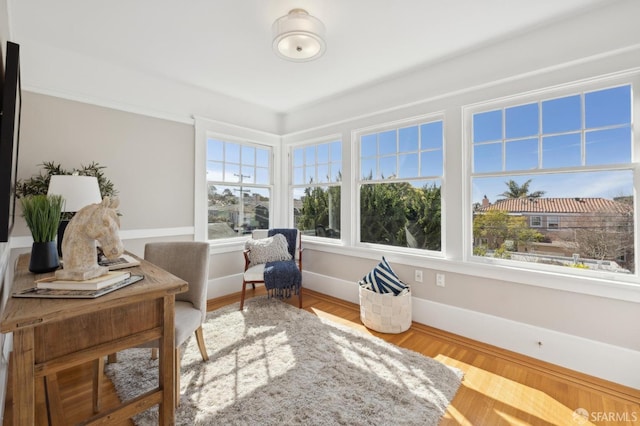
(4, 287), (639, 425)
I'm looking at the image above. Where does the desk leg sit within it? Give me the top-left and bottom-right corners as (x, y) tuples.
(13, 328), (35, 425)
(159, 295), (176, 425)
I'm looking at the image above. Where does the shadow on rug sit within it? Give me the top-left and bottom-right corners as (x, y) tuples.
(105, 296), (463, 425)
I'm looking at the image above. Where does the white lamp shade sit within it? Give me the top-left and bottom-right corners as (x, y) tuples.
(47, 175), (103, 212)
(272, 9), (326, 62)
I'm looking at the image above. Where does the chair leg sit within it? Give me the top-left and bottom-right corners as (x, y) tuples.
(195, 326), (209, 361)
(151, 347), (158, 360)
(92, 356), (105, 413)
(175, 346), (181, 407)
(298, 286), (303, 309)
(240, 279), (247, 310)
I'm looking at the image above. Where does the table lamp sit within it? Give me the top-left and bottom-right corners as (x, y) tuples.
(47, 175), (103, 257)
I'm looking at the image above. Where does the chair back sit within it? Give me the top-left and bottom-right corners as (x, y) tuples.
(144, 241), (210, 322)
(252, 228), (301, 261)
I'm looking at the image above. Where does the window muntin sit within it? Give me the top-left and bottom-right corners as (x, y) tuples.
(471, 84), (635, 275)
(206, 138), (271, 239)
(358, 119), (443, 251)
(292, 140), (341, 239)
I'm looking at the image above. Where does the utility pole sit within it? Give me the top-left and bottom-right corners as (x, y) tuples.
(234, 173), (251, 230)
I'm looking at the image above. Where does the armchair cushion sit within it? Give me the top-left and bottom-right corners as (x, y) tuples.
(245, 233), (292, 266)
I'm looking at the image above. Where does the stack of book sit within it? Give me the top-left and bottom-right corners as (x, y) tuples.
(14, 271), (144, 299)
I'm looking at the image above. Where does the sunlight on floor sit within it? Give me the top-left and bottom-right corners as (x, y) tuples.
(435, 355), (596, 425)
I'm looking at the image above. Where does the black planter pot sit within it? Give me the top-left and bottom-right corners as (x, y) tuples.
(29, 241), (60, 273)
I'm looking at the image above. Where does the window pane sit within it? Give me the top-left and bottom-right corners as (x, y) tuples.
(207, 139), (223, 160)
(399, 126), (418, 152)
(472, 170), (634, 273)
(255, 148), (268, 168)
(505, 138), (538, 171)
(542, 95), (581, 133)
(421, 151), (443, 177)
(361, 158), (376, 180)
(224, 164), (240, 182)
(506, 103), (539, 139)
(542, 134), (581, 168)
(474, 143), (502, 173)
(330, 161), (342, 182)
(240, 166), (254, 183)
(361, 134), (377, 157)
(379, 130), (397, 155)
(317, 164), (329, 183)
(305, 165), (315, 183)
(586, 127), (632, 165)
(360, 181), (441, 250)
(331, 141), (342, 162)
(305, 145), (316, 164)
(207, 185), (270, 239)
(398, 154), (418, 178)
(293, 166), (304, 185)
(225, 143), (240, 163)
(293, 148), (303, 167)
(317, 143), (329, 163)
(421, 121), (443, 149)
(585, 85), (631, 128)
(379, 156), (396, 179)
(474, 110), (502, 143)
(294, 186), (341, 239)
(255, 167), (269, 185)
(207, 161), (223, 181)
(242, 146), (255, 165)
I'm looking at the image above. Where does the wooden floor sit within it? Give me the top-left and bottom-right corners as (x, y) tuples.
(4, 287), (639, 425)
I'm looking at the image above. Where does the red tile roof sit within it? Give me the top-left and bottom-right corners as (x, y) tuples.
(476, 197), (632, 214)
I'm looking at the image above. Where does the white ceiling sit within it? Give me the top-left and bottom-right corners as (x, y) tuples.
(9, 0), (613, 114)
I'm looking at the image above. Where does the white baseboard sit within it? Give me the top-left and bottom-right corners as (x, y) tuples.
(297, 271), (640, 390)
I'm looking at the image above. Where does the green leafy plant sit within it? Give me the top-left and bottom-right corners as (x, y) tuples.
(16, 161), (117, 219)
(20, 195), (64, 242)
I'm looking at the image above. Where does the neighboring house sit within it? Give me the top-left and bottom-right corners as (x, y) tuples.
(474, 196), (634, 270)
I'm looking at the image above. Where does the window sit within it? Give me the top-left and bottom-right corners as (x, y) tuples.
(206, 138), (271, 239)
(292, 140), (341, 239)
(358, 118), (443, 251)
(471, 84), (634, 274)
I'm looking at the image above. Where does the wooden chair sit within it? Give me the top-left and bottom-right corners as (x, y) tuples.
(240, 229), (302, 310)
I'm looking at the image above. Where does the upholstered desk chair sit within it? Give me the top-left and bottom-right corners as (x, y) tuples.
(143, 241), (211, 405)
(241, 228), (302, 310)
(95, 241), (211, 410)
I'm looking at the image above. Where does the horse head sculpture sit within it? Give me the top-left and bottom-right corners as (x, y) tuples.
(55, 197), (124, 281)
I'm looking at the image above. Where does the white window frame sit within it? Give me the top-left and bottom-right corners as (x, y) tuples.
(194, 117), (281, 247)
(463, 72), (639, 284)
(353, 113), (445, 255)
(547, 216), (559, 230)
(290, 137), (343, 240)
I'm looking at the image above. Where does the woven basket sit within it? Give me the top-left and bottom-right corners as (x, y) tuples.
(358, 283), (412, 334)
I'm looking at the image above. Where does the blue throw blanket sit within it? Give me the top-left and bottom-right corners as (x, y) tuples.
(264, 229), (301, 300)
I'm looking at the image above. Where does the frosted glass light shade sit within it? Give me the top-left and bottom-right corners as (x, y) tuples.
(47, 175), (102, 212)
(272, 9), (326, 62)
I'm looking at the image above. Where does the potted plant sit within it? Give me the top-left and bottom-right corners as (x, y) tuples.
(21, 194), (64, 273)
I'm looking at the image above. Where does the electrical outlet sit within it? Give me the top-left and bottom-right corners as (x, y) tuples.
(414, 270), (423, 282)
(436, 273), (445, 287)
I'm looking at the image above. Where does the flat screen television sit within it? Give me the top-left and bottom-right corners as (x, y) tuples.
(0, 41), (21, 242)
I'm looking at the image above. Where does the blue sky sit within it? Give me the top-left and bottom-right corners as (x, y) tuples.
(472, 85), (632, 204)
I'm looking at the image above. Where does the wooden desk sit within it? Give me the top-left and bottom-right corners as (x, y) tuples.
(0, 253), (187, 425)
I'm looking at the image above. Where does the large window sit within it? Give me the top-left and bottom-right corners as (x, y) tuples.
(206, 138), (271, 240)
(292, 140), (341, 239)
(358, 118), (443, 251)
(471, 84), (635, 274)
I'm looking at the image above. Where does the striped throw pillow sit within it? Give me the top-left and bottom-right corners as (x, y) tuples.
(361, 257), (408, 295)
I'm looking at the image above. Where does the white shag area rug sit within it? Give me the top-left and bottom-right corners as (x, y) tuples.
(105, 296), (463, 425)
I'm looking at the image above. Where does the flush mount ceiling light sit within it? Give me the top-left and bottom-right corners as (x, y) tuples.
(272, 8), (326, 62)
